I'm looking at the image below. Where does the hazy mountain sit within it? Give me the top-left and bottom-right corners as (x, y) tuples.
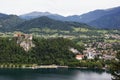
(0, 6), (120, 30)
(88, 11), (120, 29)
(66, 6), (120, 23)
(20, 6), (120, 23)
(20, 11), (65, 20)
(0, 13), (8, 18)
(20, 11), (52, 19)
(15, 16), (92, 32)
(0, 15), (24, 32)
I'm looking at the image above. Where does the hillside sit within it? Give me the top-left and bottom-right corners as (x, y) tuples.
(15, 16), (92, 32)
(75, 6), (120, 23)
(20, 11), (65, 20)
(20, 12), (52, 19)
(0, 15), (24, 32)
(0, 13), (7, 18)
(0, 37), (80, 65)
(88, 11), (120, 29)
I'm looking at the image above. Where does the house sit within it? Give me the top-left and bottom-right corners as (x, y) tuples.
(86, 52), (95, 59)
(69, 48), (80, 54)
(76, 55), (84, 60)
(102, 54), (115, 60)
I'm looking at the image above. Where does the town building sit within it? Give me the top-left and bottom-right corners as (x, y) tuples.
(76, 55), (84, 60)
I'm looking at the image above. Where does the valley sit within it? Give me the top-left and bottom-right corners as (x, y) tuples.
(0, 0), (120, 80)
(0, 5), (119, 71)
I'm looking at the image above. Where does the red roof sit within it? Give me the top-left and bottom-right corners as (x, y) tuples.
(76, 55), (84, 58)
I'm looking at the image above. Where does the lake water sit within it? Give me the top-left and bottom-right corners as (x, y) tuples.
(0, 68), (111, 80)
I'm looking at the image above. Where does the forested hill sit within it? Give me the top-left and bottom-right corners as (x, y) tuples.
(0, 15), (93, 32)
(0, 13), (7, 18)
(0, 15), (24, 32)
(0, 37), (82, 65)
(15, 16), (92, 32)
(88, 11), (120, 29)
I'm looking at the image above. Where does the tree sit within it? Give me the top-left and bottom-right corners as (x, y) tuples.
(111, 52), (120, 80)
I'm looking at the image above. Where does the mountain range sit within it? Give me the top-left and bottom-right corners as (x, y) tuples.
(0, 6), (120, 31)
(15, 16), (92, 32)
(88, 10), (120, 29)
(0, 14), (92, 32)
(20, 6), (120, 29)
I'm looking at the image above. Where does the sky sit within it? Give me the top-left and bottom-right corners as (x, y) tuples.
(0, 0), (120, 16)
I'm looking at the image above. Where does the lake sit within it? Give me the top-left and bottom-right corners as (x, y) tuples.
(0, 68), (111, 80)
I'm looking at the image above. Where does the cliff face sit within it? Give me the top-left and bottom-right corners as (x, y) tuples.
(14, 33), (35, 51)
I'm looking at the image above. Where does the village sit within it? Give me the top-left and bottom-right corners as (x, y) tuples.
(12, 33), (118, 62)
(69, 42), (118, 61)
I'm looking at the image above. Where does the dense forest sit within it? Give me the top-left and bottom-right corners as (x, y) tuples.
(0, 37), (80, 65)
(0, 37), (114, 69)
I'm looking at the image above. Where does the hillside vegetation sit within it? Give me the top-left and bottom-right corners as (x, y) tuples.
(0, 15), (24, 32)
(0, 37), (81, 66)
(89, 11), (120, 29)
(15, 16), (92, 32)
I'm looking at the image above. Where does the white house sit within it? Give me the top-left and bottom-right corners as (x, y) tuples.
(86, 52), (95, 59)
(69, 48), (80, 54)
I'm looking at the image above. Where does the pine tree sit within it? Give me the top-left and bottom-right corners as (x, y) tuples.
(111, 52), (120, 80)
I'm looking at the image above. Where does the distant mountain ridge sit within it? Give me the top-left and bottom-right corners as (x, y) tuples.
(0, 6), (120, 30)
(20, 6), (120, 23)
(88, 11), (120, 29)
(15, 16), (92, 32)
(77, 6), (120, 23)
(20, 11), (65, 20)
(19, 6), (120, 29)
(0, 13), (92, 32)
(0, 13), (8, 18)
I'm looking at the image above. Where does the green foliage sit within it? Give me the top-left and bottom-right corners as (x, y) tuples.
(0, 37), (26, 63)
(111, 52), (120, 80)
(68, 60), (104, 69)
(29, 37), (78, 65)
(0, 37), (81, 66)
(15, 16), (92, 32)
(0, 15), (24, 32)
(0, 37), (117, 69)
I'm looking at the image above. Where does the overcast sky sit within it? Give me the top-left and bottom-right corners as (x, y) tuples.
(0, 0), (120, 16)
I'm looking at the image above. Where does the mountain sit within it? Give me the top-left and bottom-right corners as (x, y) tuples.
(20, 6), (120, 23)
(88, 11), (120, 29)
(20, 11), (52, 19)
(19, 6), (120, 29)
(0, 13), (8, 18)
(66, 6), (120, 29)
(78, 6), (120, 23)
(20, 11), (65, 20)
(0, 6), (120, 30)
(66, 6), (120, 23)
(0, 15), (25, 32)
(15, 16), (92, 32)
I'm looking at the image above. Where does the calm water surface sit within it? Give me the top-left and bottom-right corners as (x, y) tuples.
(0, 68), (111, 80)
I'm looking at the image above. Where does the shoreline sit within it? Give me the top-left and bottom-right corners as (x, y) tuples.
(0, 65), (107, 71)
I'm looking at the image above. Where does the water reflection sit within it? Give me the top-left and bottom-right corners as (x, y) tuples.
(0, 68), (111, 80)
(72, 70), (111, 80)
